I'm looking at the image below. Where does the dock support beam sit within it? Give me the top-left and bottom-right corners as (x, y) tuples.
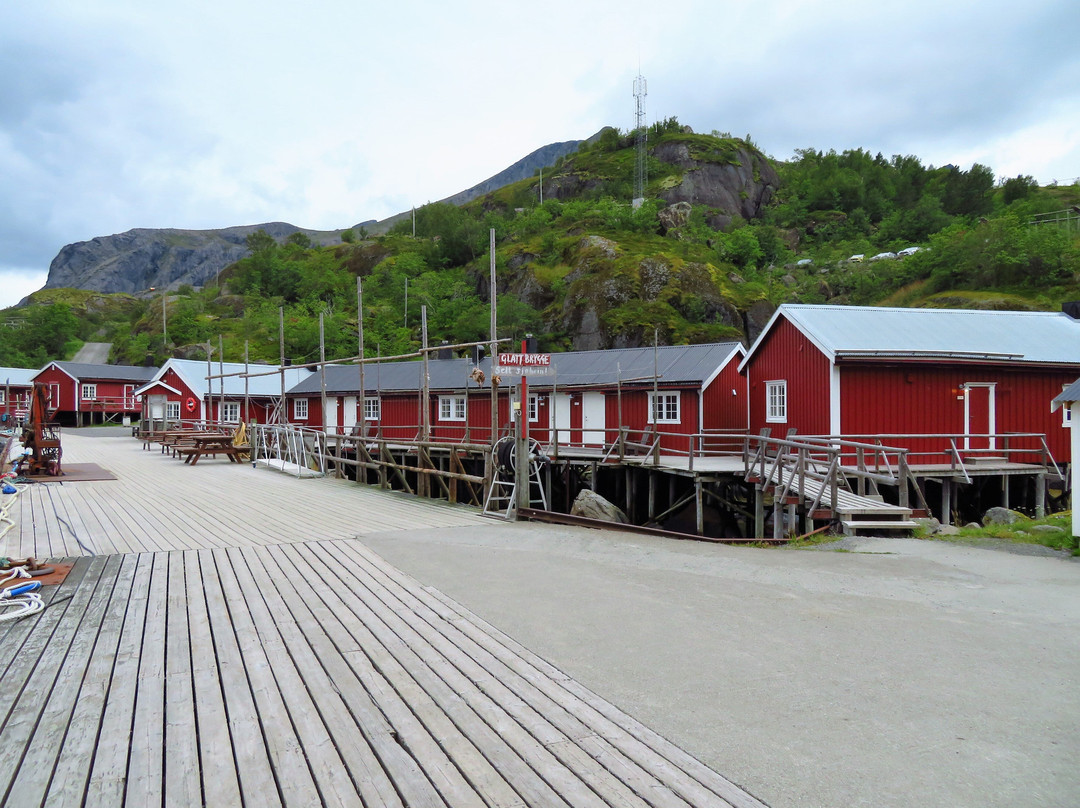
(941, 480), (953, 526)
(754, 486), (765, 539)
(695, 479), (703, 536)
(1035, 472), (1046, 519)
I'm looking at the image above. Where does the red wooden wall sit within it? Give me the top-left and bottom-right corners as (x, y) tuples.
(746, 317), (832, 436)
(841, 363), (1076, 463)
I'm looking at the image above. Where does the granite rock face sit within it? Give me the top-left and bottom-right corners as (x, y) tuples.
(44, 222), (343, 295)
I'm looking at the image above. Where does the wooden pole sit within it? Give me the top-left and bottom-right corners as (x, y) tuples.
(357, 276), (366, 438)
(319, 313), (328, 435)
(516, 337), (529, 513)
(205, 341), (213, 425)
(218, 334), (224, 425)
(279, 306), (286, 426)
(488, 227), (498, 497)
(244, 341), (250, 423)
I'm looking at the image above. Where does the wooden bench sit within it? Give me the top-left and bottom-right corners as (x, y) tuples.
(175, 445), (244, 465)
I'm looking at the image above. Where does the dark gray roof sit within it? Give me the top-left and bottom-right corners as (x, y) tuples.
(44, 362), (159, 382)
(286, 343), (744, 395)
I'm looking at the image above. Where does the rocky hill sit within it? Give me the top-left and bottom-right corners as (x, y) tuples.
(42, 138), (590, 296)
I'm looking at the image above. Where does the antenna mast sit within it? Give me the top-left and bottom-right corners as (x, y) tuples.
(633, 71), (648, 207)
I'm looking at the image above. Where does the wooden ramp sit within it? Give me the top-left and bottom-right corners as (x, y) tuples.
(0, 543), (765, 808)
(751, 464), (917, 535)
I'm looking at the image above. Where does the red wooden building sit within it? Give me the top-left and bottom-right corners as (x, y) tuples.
(0, 367), (37, 424)
(739, 304), (1080, 464)
(135, 358), (313, 428)
(32, 362), (158, 426)
(284, 342), (747, 452)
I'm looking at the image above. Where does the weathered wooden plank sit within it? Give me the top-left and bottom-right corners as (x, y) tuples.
(124, 552), (169, 807)
(326, 541), (658, 808)
(195, 549), (281, 808)
(211, 547), (323, 807)
(252, 544), (471, 808)
(164, 551), (202, 807)
(273, 543), (524, 808)
(86, 553), (155, 806)
(335, 542), (679, 808)
(374, 555), (770, 808)
(225, 546), (405, 808)
(11, 555), (124, 808)
(45, 554), (140, 808)
(314, 542), (581, 808)
(0, 556), (109, 804)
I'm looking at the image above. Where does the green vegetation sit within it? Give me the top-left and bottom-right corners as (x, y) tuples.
(2, 121), (1078, 368)
(915, 513), (1078, 555)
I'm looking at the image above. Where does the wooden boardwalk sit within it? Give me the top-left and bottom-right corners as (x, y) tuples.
(0, 434), (766, 808)
(8, 433), (488, 558)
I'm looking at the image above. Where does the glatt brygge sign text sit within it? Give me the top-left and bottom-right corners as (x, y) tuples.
(494, 353), (553, 376)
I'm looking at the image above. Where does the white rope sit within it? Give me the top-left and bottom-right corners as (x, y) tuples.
(0, 567), (44, 622)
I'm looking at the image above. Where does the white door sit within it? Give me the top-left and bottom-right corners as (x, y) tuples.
(553, 393), (572, 446)
(342, 396), (358, 434)
(582, 392), (606, 446)
(323, 397), (339, 435)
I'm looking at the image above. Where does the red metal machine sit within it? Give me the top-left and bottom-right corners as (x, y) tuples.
(17, 382), (62, 476)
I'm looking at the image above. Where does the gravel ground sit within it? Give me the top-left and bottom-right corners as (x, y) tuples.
(361, 521), (1080, 808)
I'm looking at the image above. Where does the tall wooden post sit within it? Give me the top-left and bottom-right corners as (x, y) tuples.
(357, 277), (365, 438)
(487, 228), (498, 498)
(278, 306), (286, 426)
(516, 337), (529, 514)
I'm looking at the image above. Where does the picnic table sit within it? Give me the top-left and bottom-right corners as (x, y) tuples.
(179, 433), (245, 465)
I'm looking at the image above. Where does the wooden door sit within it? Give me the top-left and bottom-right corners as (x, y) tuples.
(964, 383), (996, 451)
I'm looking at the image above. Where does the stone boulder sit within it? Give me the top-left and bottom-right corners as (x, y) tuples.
(657, 202), (692, 234)
(982, 507), (1028, 526)
(914, 517), (941, 534)
(570, 490), (628, 524)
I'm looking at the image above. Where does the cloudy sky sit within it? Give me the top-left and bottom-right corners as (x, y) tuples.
(2, 0), (1078, 308)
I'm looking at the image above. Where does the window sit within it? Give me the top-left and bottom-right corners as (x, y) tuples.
(439, 395), (466, 421)
(294, 398), (309, 419)
(166, 401), (180, 421)
(527, 394), (539, 422)
(221, 402), (240, 423)
(363, 397), (380, 420)
(0, 391), (5, 405)
(1065, 384), (1074, 428)
(648, 392), (680, 424)
(81, 383), (97, 401)
(766, 381), (787, 423)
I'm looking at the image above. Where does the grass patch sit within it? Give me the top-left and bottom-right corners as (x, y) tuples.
(917, 513), (1078, 554)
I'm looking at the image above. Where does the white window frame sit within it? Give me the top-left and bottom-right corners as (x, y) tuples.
(766, 380), (787, 423)
(1063, 385), (1073, 428)
(294, 398), (309, 420)
(0, 391), (6, 406)
(221, 401), (241, 423)
(439, 395), (466, 421)
(648, 392), (680, 424)
(527, 394), (539, 422)
(364, 396), (380, 421)
(166, 401), (181, 421)
(81, 383), (97, 401)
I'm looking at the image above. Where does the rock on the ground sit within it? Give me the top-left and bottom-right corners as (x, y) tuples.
(983, 507), (1028, 526)
(1029, 524), (1066, 534)
(571, 490), (628, 524)
(914, 517), (942, 534)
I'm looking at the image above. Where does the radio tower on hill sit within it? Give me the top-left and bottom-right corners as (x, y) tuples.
(632, 71), (647, 208)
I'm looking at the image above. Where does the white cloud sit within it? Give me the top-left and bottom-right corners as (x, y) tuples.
(0, 0), (1077, 301)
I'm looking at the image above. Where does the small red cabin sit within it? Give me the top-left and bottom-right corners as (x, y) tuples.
(0, 367), (37, 424)
(32, 362), (157, 426)
(740, 304), (1080, 465)
(135, 358), (313, 429)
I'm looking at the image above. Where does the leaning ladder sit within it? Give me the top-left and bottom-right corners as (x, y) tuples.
(483, 458), (548, 519)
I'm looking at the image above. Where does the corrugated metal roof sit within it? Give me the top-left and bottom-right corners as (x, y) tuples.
(776, 304), (1080, 365)
(286, 342), (744, 395)
(0, 367), (38, 386)
(44, 362), (159, 382)
(1052, 377), (1080, 405)
(157, 359), (313, 398)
